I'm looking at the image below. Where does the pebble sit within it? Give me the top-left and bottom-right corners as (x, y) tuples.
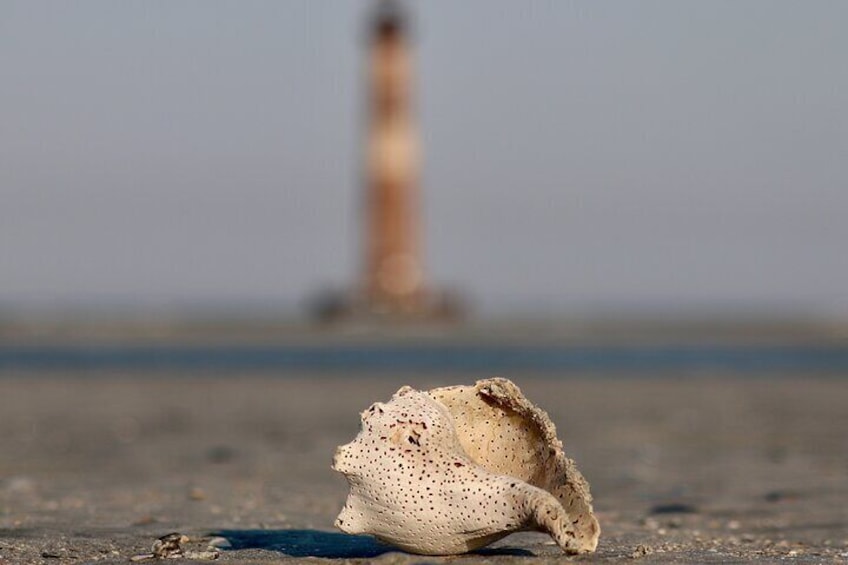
(132, 515), (158, 526)
(130, 533), (220, 562)
(184, 549), (220, 560)
(188, 487), (206, 501)
(4, 476), (36, 494)
(206, 537), (232, 550)
(152, 533), (188, 558)
(630, 544), (653, 558)
(641, 517), (660, 530)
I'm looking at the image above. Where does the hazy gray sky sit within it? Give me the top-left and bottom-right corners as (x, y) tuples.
(1, 1), (846, 317)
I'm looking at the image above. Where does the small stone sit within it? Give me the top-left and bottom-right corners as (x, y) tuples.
(188, 487), (206, 501)
(666, 517), (683, 529)
(184, 549), (220, 560)
(4, 476), (36, 494)
(630, 544), (653, 558)
(152, 533), (189, 559)
(132, 515), (158, 526)
(727, 520), (741, 530)
(640, 517), (660, 530)
(206, 537), (232, 550)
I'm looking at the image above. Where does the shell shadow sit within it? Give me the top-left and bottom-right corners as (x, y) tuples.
(213, 529), (391, 558)
(213, 529), (533, 558)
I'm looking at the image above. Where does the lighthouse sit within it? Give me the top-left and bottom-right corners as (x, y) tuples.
(362, 1), (425, 313)
(313, 1), (462, 323)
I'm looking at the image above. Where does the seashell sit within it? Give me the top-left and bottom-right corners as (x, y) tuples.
(332, 377), (600, 555)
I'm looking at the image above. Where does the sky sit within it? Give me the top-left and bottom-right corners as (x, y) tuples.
(1, 1), (846, 318)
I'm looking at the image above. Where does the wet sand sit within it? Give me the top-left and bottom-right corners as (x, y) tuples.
(1, 373), (846, 563)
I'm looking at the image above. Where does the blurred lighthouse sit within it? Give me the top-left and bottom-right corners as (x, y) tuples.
(363, 1), (424, 312)
(314, 1), (461, 323)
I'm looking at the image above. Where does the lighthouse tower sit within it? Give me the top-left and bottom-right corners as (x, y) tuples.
(313, 1), (462, 323)
(362, 1), (425, 314)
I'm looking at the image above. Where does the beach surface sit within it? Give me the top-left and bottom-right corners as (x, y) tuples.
(1, 373), (846, 563)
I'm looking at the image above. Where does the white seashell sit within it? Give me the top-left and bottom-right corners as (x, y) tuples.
(332, 378), (600, 555)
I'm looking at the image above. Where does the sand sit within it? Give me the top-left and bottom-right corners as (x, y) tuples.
(1, 373), (847, 563)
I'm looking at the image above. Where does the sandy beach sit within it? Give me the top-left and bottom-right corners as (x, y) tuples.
(1, 373), (847, 563)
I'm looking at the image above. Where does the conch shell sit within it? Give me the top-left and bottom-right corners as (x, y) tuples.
(332, 378), (600, 555)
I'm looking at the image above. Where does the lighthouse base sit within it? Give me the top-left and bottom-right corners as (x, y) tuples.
(309, 289), (465, 326)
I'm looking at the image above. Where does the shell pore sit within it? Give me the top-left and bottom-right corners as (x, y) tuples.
(332, 378), (600, 555)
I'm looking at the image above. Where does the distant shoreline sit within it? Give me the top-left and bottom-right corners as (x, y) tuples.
(2, 341), (847, 376)
(1, 314), (846, 347)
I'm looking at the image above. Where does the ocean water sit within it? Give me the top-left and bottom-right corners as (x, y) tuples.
(1, 342), (847, 375)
